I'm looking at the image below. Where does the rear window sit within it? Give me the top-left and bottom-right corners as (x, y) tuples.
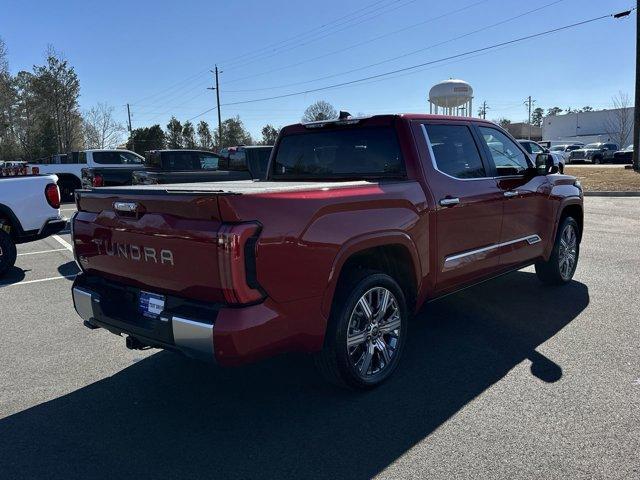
(151, 151), (220, 171)
(273, 127), (404, 178)
(245, 147), (272, 179)
(93, 151), (143, 165)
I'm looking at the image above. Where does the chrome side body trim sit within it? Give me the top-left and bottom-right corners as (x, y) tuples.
(172, 316), (215, 361)
(443, 235), (541, 271)
(72, 287), (95, 321)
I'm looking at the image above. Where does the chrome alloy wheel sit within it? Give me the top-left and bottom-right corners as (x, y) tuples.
(558, 223), (578, 280)
(346, 287), (401, 378)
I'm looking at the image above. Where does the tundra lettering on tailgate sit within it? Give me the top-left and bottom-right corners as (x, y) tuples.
(91, 239), (174, 266)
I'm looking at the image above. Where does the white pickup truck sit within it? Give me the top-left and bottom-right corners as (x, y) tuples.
(28, 149), (144, 201)
(0, 174), (67, 275)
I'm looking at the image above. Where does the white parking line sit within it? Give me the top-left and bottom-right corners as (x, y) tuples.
(18, 248), (68, 256)
(0, 275), (77, 287)
(52, 234), (73, 252)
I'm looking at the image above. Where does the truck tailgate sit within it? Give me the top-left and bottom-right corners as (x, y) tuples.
(73, 191), (226, 303)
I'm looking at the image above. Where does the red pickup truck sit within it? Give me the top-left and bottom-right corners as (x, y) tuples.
(71, 114), (583, 389)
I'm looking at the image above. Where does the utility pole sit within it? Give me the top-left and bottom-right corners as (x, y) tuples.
(634, 3), (640, 170)
(208, 65), (223, 148)
(479, 101), (489, 119)
(525, 96), (535, 140)
(126, 103), (132, 133)
(125, 103), (133, 151)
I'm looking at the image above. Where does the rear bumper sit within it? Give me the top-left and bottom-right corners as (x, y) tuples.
(72, 274), (215, 361)
(16, 217), (67, 244)
(39, 218), (67, 237)
(70, 274), (324, 365)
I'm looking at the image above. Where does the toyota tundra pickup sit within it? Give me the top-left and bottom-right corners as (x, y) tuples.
(70, 114), (583, 389)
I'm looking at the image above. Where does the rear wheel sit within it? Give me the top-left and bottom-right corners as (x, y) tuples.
(315, 272), (407, 389)
(535, 217), (580, 285)
(0, 230), (17, 277)
(59, 177), (79, 202)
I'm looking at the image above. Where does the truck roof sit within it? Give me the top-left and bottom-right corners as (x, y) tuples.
(285, 113), (496, 133)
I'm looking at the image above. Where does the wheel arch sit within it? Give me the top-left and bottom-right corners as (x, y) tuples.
(543, 200), (583, 260)
(321, 232), (422, 319)
(0, 203), (24, 238)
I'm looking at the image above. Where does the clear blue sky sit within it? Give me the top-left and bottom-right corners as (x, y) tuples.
(1, 0), (636, 140)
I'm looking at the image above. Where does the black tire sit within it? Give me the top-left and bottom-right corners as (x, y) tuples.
(59, 177), (79, 202)
(592, 156), (602, 165)
(535, 216), (580, 285)
(0, 230), (17, 277)
(558, 163), (564, 174)
(315, 271), (408, 390)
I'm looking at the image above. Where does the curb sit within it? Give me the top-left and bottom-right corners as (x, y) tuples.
(584, 191), (640, 197)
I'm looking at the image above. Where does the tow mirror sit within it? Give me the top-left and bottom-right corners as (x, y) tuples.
(535, 153), (558, 175)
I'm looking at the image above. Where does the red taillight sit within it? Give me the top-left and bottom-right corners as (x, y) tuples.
(92, 173), (104, 187)
(217, 223), (264, 304)
(45, 183), (61, 209)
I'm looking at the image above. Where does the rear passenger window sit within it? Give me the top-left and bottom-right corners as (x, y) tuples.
(424, 124), (486, 179)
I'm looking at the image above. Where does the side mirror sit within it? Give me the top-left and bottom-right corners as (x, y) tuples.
(535, 153), (558, 175)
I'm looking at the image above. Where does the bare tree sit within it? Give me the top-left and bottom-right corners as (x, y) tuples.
(302, 100), (337, 122)
(83, 103), (125, 149)
(604, 91), (633, 149)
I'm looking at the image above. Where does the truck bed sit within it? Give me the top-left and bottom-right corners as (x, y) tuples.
(81, 179), (374, 196)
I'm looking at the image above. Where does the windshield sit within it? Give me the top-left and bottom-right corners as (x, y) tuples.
(272, 127), (404, 179)
(93, 151), (143, 164)
(585, 143), (602, 149)
(550, 146), (564, 151)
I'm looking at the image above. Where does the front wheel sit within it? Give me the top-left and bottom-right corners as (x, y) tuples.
(592, 156), (601, 165)
(0, 230), (17, 277)
(315, 272), (407, 389)
(535, 217), (580, 285)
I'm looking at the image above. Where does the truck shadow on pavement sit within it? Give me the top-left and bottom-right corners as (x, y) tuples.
(0, 271), (589, 480)
(0, 266), (27, 286)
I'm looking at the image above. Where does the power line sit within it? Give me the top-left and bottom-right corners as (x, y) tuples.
(126, 0), (404, 111)
(222, 0), (420, 72)
(223, 0), (492, 89)
(218, 0), (397, 67)
(129, 69), (210, 106)
(186, 10), (625, 122)
(224, 0), (563, 93)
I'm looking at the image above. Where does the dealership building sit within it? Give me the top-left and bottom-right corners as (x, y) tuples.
(542, 107), (634, 147)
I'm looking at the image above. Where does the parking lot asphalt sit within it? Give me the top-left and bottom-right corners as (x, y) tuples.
(0, 198), (638, 480)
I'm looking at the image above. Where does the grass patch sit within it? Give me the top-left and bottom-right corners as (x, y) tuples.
(564, 166), (640, 192)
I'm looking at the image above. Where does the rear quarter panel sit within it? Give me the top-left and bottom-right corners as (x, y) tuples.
(217, 181), (430, 313)
(0, 175), (62, 232)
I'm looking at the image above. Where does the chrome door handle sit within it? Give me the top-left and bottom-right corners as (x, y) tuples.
(504, 190), (519, 198)
(439, 197), (460, 206)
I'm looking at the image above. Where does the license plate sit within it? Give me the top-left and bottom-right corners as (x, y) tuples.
(138, 291), (165, 318)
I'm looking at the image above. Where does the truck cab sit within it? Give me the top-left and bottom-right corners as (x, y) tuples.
(29, 149), (144, 201)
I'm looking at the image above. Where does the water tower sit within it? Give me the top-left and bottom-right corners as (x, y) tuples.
(428, 79), (473, 116)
